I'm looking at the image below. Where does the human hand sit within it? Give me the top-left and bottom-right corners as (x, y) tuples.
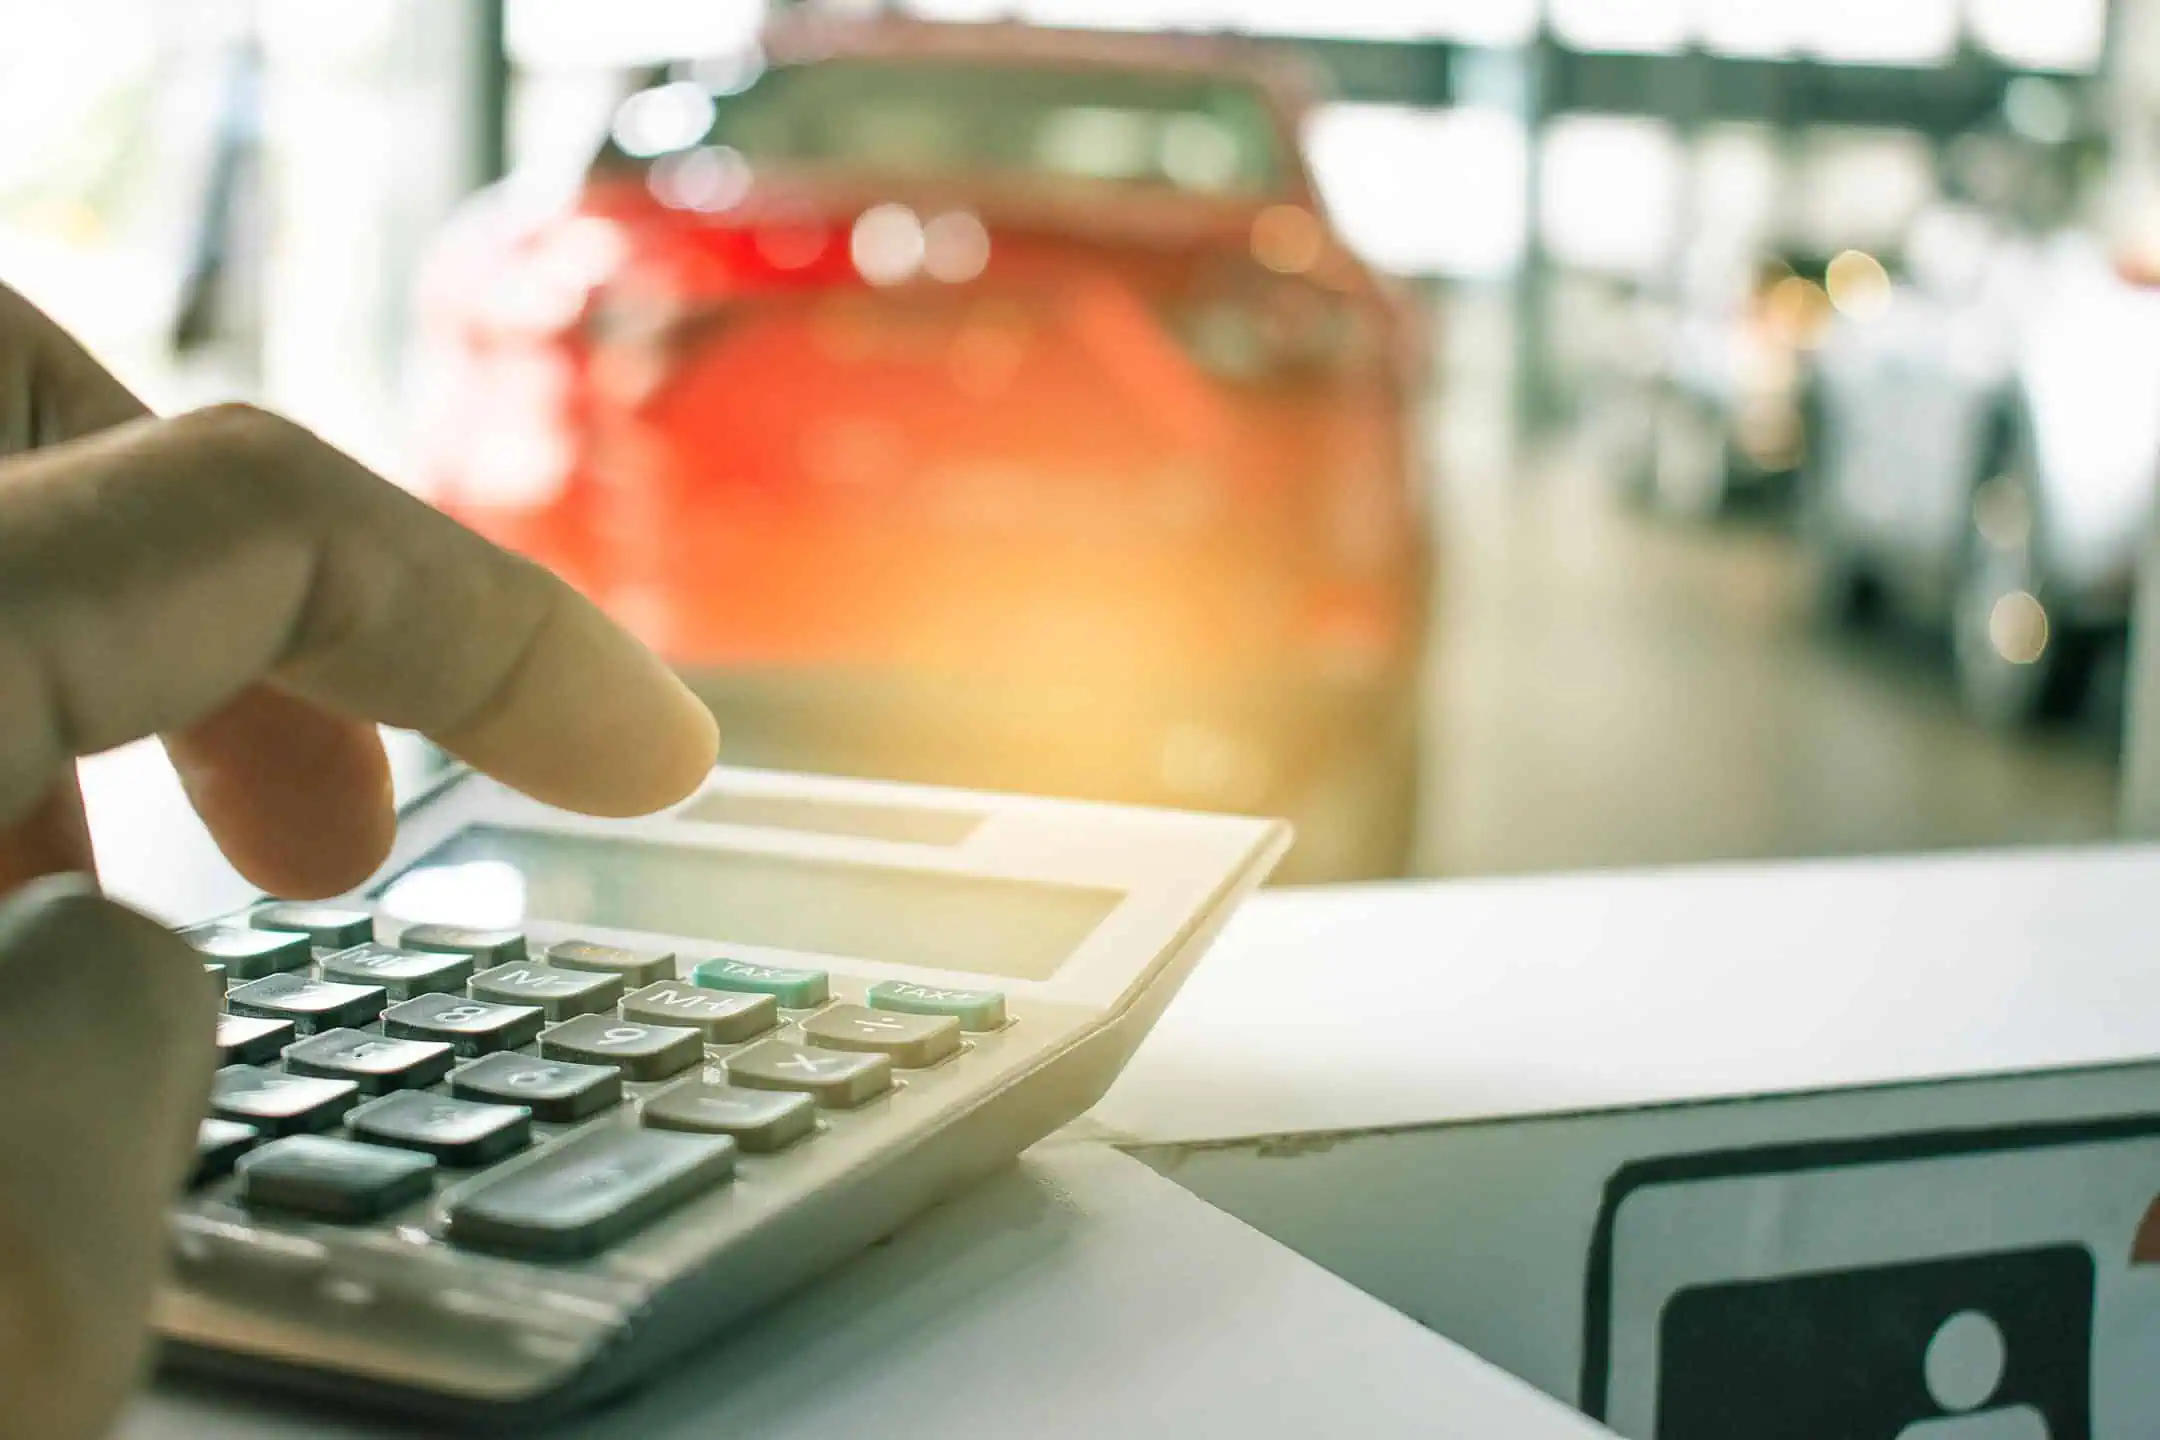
(0, 282), (719, 1438)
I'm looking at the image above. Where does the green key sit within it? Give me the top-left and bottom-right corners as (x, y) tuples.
(867, 980), (1007, 1032)
(691, 957), (828, 1009)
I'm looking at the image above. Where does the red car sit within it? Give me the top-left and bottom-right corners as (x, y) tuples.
(411, 16), (1431, 878)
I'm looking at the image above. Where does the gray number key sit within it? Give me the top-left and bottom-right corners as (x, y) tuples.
(250, 904), (374, 950)
(283, 1029), (454, 1095)
(211, 1066), (359, 1136)
(643, 1080), (816, 1152)
(446, 1128), (736, 1258)
(185, 926), (311, 980)
(449, 1052), (621, 1121)
(216, 1013), (295, 1066)
(194, 1118), (260, 1184)
(399, 924), (527, 966)
(547, 939), (676, 988)
(381, 993), (543, 1056)
(226, 973), (386, 1035)
(620, 982), (776, 1042)
(348, 1091), (531, 1167)
(237, 1135), (436, 1221)
(802, 1004), (961, 1068)
(539, 1014), (702, 1081)
(319, 942), (473, 1001)
(469, 962), (624, 1021)
(725, 1040), (891, 1108)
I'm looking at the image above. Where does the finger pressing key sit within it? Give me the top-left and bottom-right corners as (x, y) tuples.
(0, 395), (718, 894)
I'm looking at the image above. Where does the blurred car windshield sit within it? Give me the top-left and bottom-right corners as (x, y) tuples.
(629, 59), (1285, 198)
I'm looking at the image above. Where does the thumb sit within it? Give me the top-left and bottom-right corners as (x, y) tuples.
(0, 878), (217, 1440)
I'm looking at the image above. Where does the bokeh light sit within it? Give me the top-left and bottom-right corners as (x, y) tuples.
(649, 145), (752, 212)
(851, 203), (927, 287)
(1988, 592), (2050, 666)
(1825, 249), (1894, 321)
(1251, 205), (1324, 276)
(923, 211), (992, 284)
(1763, 274), (1833, 345)
(612, 81), (715, 159)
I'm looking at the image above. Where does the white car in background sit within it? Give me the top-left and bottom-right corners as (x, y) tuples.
(1801, 218), (2160, 727)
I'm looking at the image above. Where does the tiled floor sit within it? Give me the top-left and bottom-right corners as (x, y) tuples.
(1414, 454), (2122, 878)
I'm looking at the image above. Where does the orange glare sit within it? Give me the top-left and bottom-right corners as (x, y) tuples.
(1762, 275), (1833, 345)
(1251, 205), (1324, 275)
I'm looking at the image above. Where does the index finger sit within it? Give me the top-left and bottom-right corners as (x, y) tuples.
(0, 401), (719, 829)
(0, 280), (147, 453)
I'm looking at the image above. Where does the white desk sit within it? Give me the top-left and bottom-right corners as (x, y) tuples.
(124, 1145), (1610, 1438)
(1094, 844), (2160, 1143)
(1089, 851), (2160, 1437)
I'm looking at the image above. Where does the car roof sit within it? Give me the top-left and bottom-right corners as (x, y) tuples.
(760, 12), (1320, 112)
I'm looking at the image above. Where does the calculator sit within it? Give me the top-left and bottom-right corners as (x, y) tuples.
(161, 764), (1287, 1423)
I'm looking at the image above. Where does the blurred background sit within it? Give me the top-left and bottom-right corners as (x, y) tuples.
(13, 0), (2160, 886)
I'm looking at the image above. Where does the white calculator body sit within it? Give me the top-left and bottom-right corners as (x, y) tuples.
(163, 765), (1286, 1423)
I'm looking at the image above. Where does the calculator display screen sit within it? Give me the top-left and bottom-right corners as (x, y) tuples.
(377, 825), (1121, 980)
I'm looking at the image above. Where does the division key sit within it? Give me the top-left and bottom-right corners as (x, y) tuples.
(447, 1128), (736, 1259)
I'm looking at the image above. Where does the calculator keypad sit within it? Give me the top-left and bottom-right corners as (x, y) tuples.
(211, 1066), (359, 1136)
(238, 1135), (436, 1221)
(469, 961), (625, 1020)
(381, 993), (544, 1055)
(642, 1081), (816, 1152)
(282, 1029), (455, 1095)
(450, 1052), (622, 1121)
(620, 981), (777, 1042)
(540, 1014), (702, 1080)
(227, 974), (387, 1035)
(348, 1091), (532, 1167)
(215, 1013), (295, 1066)
(548, 939), (676, 987)
(445, 1128), (737, 1259)
(866, 980), (1008, 1032)
(398, 924), (528, 966)
(187, 926), (312, 980)
(194, 1118), (260, 1183)
(801, 1004), (960, 1068)
(726, 1040), (892, 1108)
(189, 916), (1022, 1264)
(249, 904), (374, 950)
(318, 943), (473, 1000)
(690, 957), (829, 1008)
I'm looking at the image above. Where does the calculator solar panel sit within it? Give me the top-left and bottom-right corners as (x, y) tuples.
(159, 766), (1286, 1422)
